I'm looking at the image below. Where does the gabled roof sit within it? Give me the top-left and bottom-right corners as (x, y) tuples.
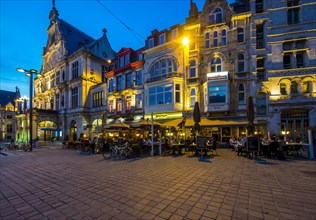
(0, 90), (16, 107)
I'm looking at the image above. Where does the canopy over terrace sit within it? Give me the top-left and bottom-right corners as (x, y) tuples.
(184, 118), (248, 127)
(104, 122), (130, 129)
(130, 120), (164, 128)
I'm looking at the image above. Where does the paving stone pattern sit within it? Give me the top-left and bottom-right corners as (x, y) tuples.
(1, 145), (316, 220)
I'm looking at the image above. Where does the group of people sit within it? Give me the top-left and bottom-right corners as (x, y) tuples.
(229, 136), (247, 156)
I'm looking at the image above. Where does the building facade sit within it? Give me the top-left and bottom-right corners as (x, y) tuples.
(250, 0), (316, 142)
(29, 0), (315, 144)
(32, 4), (115, 141)
(0, 88), (22, 142)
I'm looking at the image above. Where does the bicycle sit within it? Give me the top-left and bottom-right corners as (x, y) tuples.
(102, 143), (117, 159)
(102, 142), (133, 160)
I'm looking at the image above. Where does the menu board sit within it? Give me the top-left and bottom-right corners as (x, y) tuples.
(197, 137), (207, 149)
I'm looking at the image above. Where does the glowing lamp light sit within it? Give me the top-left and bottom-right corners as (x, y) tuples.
(182, 37), (189, 47)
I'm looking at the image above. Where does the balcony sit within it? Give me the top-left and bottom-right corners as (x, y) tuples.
(146, 72), (182, 83)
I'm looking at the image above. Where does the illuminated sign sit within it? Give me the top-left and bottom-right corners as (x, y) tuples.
(207, 71), (228, 81)
(144, 112), (182, 120)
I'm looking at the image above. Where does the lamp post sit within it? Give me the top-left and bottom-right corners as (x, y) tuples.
(182, 37), (189, 115)
(16, 68), (39, 151)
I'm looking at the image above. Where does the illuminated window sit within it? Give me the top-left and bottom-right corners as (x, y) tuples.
(117, 98), (122, 113)
(108, 100), (114, 113)
(136, 94), (143, 109)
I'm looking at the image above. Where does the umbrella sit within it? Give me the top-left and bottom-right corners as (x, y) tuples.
(246, 96), (255, 136)
(104, 122), (130, 129)
(193, 101), (201, 133)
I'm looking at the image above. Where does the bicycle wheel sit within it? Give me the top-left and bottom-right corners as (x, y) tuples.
(103, 148), (115, 159)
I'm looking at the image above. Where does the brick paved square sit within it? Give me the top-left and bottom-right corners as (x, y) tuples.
(0, 146), (315, 220)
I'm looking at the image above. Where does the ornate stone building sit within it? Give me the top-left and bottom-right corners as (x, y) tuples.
(250, 0), (316, 142)
(33, 3), (115, 141)
(0, 88), (21, 141)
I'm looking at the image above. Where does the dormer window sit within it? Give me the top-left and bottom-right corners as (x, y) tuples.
(148, 38), (154, 48)
(209, 8), (223, 24)
(159, 33), (166, 45)
(171, 28), (178, 40)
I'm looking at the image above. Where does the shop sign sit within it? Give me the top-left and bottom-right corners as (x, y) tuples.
(207, 71), (228, 81)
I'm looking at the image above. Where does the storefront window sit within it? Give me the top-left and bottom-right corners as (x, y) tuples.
(208, 85), (226, 103)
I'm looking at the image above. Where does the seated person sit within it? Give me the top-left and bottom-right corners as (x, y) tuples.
(229, 137), (237, 150)
(144, 138), (152, 145)
(236, 138), (244, 156)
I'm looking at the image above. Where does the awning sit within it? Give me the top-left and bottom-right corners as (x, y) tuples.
(104, 122), (130, 129)
(162, 118), (183, 127)
(185, 118), (248, 127)
(130, 120), (163, 128)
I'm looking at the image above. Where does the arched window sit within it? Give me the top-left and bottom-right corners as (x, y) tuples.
(211, 58), (222, 72)
(237, 53), (245, 72)
(213, 31), (218, 47)
(209, 8), (223, 24)
(190, 88), (196, 107)
(150, 58), (178, 81)
(189, 60), (197, 78)
(238, 84), (245, 103)
(280, 83), (287, 95)
(257, 92), (267, 115)
(205, 33), (210, 48)
(221, 29), (227, 46)
(290, 81), (298, 94)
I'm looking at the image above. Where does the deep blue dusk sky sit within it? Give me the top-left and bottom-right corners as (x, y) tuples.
(0, 0), (232, 99)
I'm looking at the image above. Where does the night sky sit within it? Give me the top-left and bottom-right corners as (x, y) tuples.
(0, 0), (233, 99)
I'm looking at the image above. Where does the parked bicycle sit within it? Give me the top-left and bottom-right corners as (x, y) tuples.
(102, 142), (133, 160)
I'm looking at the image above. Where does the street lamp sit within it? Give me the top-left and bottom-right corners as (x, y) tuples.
(182, 37), (189, 113)
(16, 68), (40, 151)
